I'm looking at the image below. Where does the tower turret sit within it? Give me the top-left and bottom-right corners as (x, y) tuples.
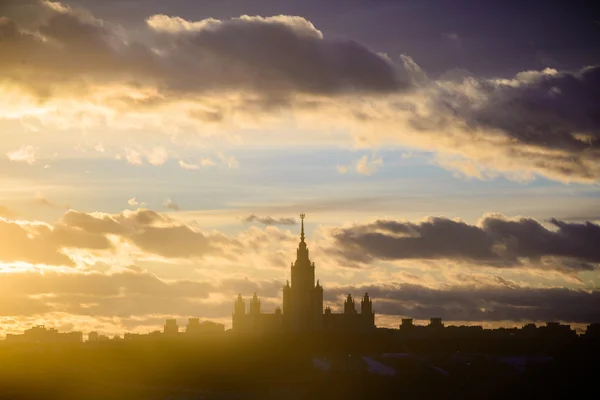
(249, 292), (261, 315)
(360, 292), (373, 315)
(234, 294), (245, 315)
(291, 213), (315, 289)
(283, 280), (291, 317)
(344, 294), (357, 314)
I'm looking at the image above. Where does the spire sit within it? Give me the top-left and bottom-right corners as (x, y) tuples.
(300, 213), (305, 242)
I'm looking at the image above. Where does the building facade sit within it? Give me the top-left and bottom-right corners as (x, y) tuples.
(232, 214), (375, 334)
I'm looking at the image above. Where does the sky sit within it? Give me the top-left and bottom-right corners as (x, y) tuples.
(0, 0), (599, 336)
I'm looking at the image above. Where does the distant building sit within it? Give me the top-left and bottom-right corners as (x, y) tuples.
(88, 331), (99, 342)
(232, 214), (376, 334)
(5, 325), (82, 343)
(429, 318), (444, 329)
(584, 323), (600, 339)
(124, 333), (144, 340)
(400, 319), (414, 330)
(164, 319), (179, 335)
(186, 318), (225, 334)
(540, 321), (576, 338)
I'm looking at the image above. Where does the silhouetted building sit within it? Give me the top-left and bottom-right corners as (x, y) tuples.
(584, 323), (600, 339)
(429, 318), (444, 329)
(232, 214), (375, 334)
(164, 319), (179, 335)
(400, 318), (414, 330)
(540, 321), (577, 339)
(88, 331), (99, 341)
(5, 325), (82, 343)
(186, 318), (225, 334)
(323, 293), (375, 333)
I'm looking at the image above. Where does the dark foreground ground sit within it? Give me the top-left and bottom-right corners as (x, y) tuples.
(1, 333), (599, 400)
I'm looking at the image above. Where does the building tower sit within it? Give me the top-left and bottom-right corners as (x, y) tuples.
(283, 213), (324, 332)
(249, 293), (261, 315)
(248, 293), (261, 332)
(360, 293), (375, 329)
(360, 293), (372, 314)
(164, 319), (179, 335)
(232, 294), (246, 332)
(344, 294), (357, 314)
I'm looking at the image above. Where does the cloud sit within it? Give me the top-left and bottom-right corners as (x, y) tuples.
(178, 160), (200, 170)
(146, 146), (168, 166)
(124, 149), (143, 166)
(336, 165), (348, 174)
(438, 67), (600, 155)
(200, 158), (217, 167)
(145, 14), (410, 96)
(162, 198), (180, 211)
(0, 218), (91, 267)
(326, 283), (600, 324)
(442, 32), (460, 41)
(336, 155), (383, 176)
(216, 151), (239, 169)
(413, 66), (600, 183)
(243, 215), (297, 226)
(355, 155), (383, 176)
(122, 147), (169, 166)
(331, 214), (600, 272)
(59, 209), (225, 259)
(127, 197), (138, 206)
(0, 4), (411, 100)
(6, 145), (36, 165)
(0, 208), (303, 268)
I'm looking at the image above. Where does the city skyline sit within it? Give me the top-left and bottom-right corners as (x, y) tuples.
(1, 0), (600, 338)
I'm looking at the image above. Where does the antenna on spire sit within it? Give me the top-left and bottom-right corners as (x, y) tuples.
(300, 213), (306, 241)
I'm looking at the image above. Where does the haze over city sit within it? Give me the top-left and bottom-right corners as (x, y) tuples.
(1, 0), (599, 340)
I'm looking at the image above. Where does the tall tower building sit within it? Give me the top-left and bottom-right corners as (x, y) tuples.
(232, 213), (375, 334)
(283, 214), (324, 332)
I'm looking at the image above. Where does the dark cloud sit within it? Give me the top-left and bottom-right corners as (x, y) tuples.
(162, 14), (407, 95)
(331, 215), (600, 272)
(0, 2), (414, 102)
(243, 214), (297, 225)
(0, 7), (157, 98)
(326, 283), (600, 324)
(59, 209), (227, 259)
(475, 66), (600, 152)
(419, 66), (600, 182)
